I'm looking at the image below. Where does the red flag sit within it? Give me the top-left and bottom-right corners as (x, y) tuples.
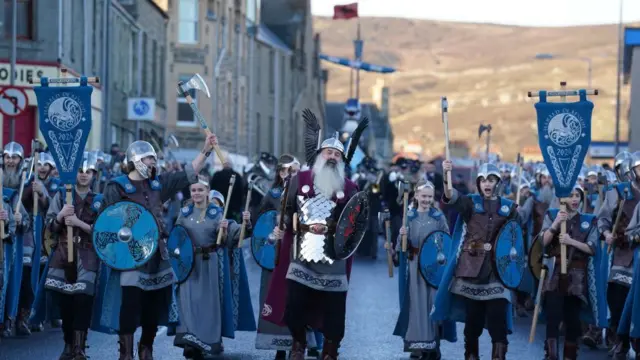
(333, 3), (358, 20)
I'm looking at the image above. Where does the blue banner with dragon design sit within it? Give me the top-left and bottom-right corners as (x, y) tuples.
(33, 77), (93, 185)
(535, 89), (592, 198)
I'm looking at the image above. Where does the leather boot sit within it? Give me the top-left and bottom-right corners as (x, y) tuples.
(16, 308), (31, 336)
(464, 337), (479, 360)
(630, 338), (640, 360)
(1, 318), (14, 337)
(58, 343), (74, 360)
(321, 339), (339, 360)
(607, 326), (618, 350)
(72, 331), (88, 360)
(275, 350), (287, 360)
(563, 342), (578, 360)
(118, 334), (134, 360)
(289, 341), (306, 360)
(581, 325), (602, 349)
(491, 342), (507, 360)
(544, 338), (558, 360)
(138, 342), (154, 360)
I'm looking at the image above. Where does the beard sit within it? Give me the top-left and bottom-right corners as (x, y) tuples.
(312, 156), (345, 198)
(3, 168), (21, 189)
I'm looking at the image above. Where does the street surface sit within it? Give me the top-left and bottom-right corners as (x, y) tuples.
(0, 239), (621, 359)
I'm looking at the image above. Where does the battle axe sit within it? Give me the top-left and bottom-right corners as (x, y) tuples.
(177, 74), (225, 163)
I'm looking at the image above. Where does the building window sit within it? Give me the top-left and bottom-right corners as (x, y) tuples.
(178, 0), (198, 44)
(268, 49), (274, 94)
(4, 0), (34, 40)
(177, 74), (197, 126)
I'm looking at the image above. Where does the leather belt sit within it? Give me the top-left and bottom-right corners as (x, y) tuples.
(464, 242), (492, 252)
(299, 223), (336, 235)
(195, 245), (218, 259)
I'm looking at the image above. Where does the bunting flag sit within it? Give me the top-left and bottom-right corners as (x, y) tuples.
(333, 3), (358, 20)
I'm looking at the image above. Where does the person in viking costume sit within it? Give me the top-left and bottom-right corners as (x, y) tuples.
(539, 183), (603, 360)
(390, 180), (456, 360)
(0, 185), (20, 340)
(173, 180), (253, 359)
(597, 151), (637, 358)
(0, 142), (31, 338)
(264, 109), (368, 360)
(254, 154), (301, 360)
(432, 160), (533, 360)
(44, 153), (102, 360)
(498, 163), (513, 197)
(94, 134), (216, 360)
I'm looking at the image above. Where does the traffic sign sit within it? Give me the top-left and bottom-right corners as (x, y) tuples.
(0, 87), (28, 117)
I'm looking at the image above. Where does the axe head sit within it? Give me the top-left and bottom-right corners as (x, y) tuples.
(179, 73), (210, 98)
(31, 139), (42, 154)
(478, 124), (492, 138)
(168, 134), (179, 148)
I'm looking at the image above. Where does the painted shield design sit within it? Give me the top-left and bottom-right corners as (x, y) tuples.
(528, 234), (544, 281)
(334, 191), (370, 260)
(167, 225), (194, 284)
(92, 200), (160, 270)
(251, 209), (278, 271)
(418, 230), (453, 288)
(493, 219), (526, 289)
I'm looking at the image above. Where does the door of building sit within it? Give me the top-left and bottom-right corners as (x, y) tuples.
(3, 106), (36, 155)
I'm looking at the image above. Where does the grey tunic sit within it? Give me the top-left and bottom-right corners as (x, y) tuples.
(174, 205), (241, 353)
(598, 185), (635, 286)
(0, 197), (19, 291)
(395, 209), (449, 352)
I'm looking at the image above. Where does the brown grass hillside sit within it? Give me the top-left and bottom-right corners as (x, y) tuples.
(314, 16), (633, 160)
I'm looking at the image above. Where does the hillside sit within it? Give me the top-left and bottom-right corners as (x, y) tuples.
(314, 16), (631, 160)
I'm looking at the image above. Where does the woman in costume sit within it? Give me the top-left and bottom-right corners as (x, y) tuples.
(254, 154), (301, 360)
(173, 179), (253, 359)
(391, 180), (456, 360)
(432, 160), (533, 360)
(539, 184), (601, 359)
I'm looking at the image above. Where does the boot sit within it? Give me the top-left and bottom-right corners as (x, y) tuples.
(630, 338), (640, 360)
(491, 342), (507, 360)
(582, 325), (602, 349)
(607, 326), (618, 350)
(544, 338), (558, 360)
(289, 341), (306, 360)
(612, 339), (630, 360)
(118, 334), (134, 360)
(1, 318), (14, 337)
(464, 337), (479, 360)
(15, 308), (31, 336)
(321, 339), (339, 360)
(275, 350), (287, 360)
(72, 330), (88, 360)
(563, 342), (578, 360)
(58, 343), (74, 360)
(138, 342), (154, 360)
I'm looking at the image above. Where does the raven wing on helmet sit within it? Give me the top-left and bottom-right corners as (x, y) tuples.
(302, 109), (322, 166)
(345, 117), (369, 166)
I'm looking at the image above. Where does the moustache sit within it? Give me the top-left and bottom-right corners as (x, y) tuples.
(325, 159), (337, 167)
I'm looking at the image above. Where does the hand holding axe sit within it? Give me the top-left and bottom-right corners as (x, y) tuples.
(238, 182), (253, 248)
(216, 175), (236, 246)
(177, 74), (225, 163)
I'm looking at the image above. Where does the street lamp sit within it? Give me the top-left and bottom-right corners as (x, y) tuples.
(534, 53), (593, 88)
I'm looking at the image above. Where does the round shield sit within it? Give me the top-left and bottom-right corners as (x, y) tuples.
(418, 230), (453, 288)
(92, 200), (160, 270)
(334, 191), (370, 260)
(251, 210), (278, 271)
(528, 234), (544, 281)
(493, 219), (526, 289)
(167, 225), (194, 284)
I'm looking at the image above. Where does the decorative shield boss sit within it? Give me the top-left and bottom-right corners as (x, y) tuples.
(92, 200), (159, 270)
(418, 230), (453, 288)
(333, 191), (370, 260)
(493, 219), (526, 289)
(167, 225), (194, 284)
(251, 209), (278, 271)
(528, 234), (544, 281)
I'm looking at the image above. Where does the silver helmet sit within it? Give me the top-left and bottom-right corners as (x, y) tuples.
(125, 141), (157, 179)
(37, 152), (56, 168)
(3, 142), (24, 158)
(320, 131), (345, 154)
(94, 150), (105, 162)
(535, 163), (550, 177)
(476, 163), (501, 193)
(81, 151), (98, 173)
(209, 189), (225, 206)
(572, 183), (585, 202)
(614, 151), (632, 181)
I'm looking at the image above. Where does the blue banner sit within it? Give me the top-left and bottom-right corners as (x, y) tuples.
(34, 77), (93, 185)
(535, 89), (593, 198)
(319, 54), (396, 73)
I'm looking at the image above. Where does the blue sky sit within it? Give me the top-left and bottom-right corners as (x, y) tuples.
(311, 0), (639, 27)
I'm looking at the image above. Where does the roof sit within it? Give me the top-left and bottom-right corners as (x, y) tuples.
(256, 24), (292, 55)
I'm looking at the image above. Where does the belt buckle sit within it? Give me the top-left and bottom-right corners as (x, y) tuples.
(202, 251), (211, 260)
(309, 224), (327, 235)
(483, 243), (492, 251)
(73, 236), (82, 245)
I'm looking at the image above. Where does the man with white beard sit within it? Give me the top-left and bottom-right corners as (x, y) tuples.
(268, 109), (368, 360)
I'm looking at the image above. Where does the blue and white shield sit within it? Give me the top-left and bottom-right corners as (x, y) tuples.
(251, 210), (278, 271)
(493, 220), (526, 290)
(92, 201), (159, 270)
(418, 230), (453, 289)
(34, 77), (93, 185)
(167, 225), (194, 284)
(535, 89), (593, 198)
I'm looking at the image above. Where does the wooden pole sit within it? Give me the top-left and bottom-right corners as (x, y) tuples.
(441, 97), (453, 192)
(216, 175), (235, 245)
(559, 81), (568, 275)
(401, 187), (409, 252)
(237, 182), (253, 248)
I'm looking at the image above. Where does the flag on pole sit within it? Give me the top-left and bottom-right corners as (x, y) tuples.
(333, 3), (358, 20)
